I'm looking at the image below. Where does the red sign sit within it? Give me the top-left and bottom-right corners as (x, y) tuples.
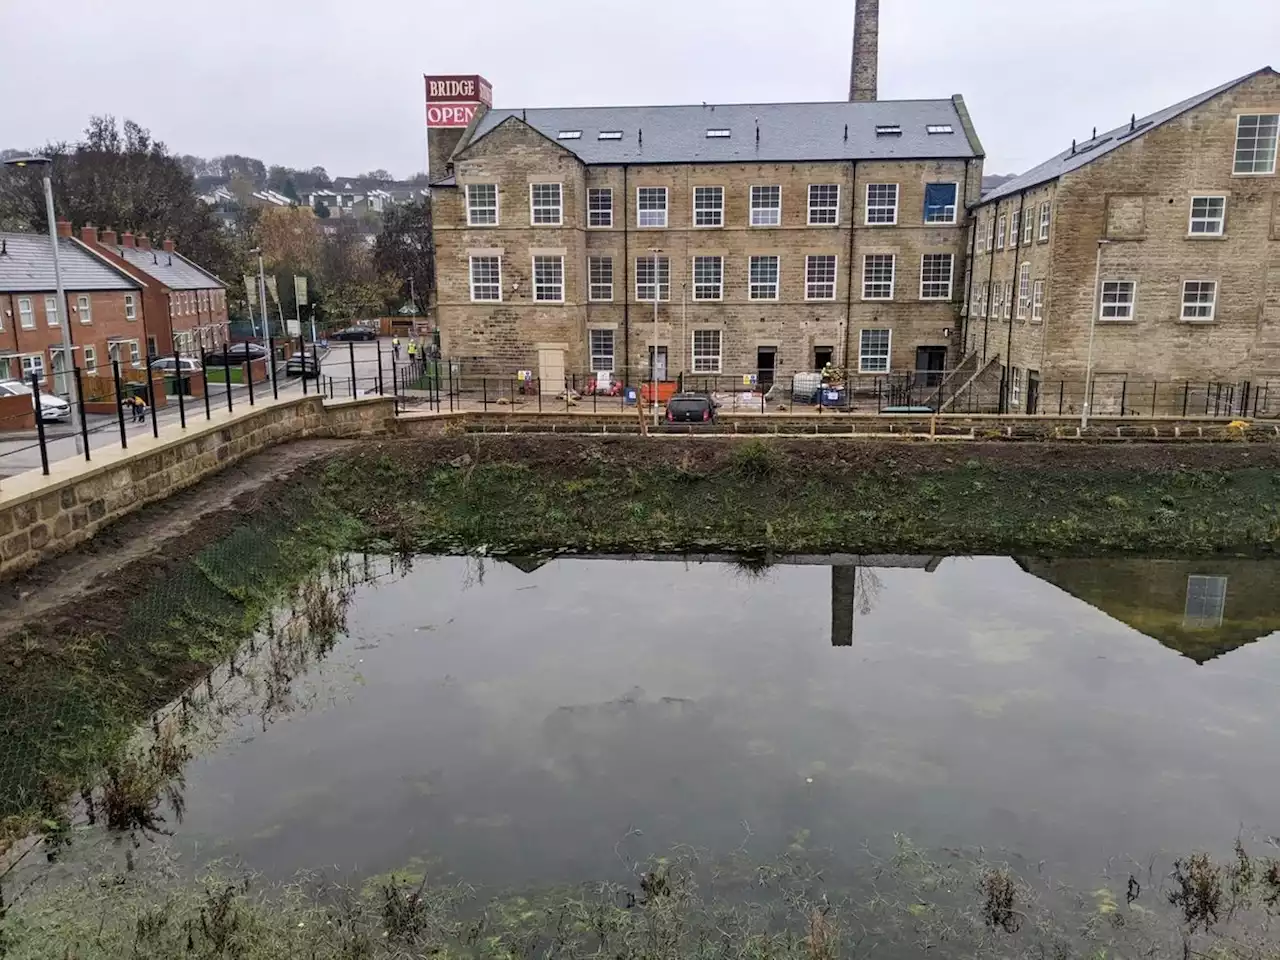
(424, 74), (492, 106)
(427, 102), (479, 128)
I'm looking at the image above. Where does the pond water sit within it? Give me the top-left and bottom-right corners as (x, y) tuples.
(154, 553), (1280, 889)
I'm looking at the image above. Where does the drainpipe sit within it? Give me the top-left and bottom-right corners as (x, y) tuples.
(622, 164), (630, 383)
(1081, 239), (1111, 429)
(1000, 191), (1027, 413)
(842, 160), (858, 371)
(982, 199), (999, 364)
(961, 196), (977, 361)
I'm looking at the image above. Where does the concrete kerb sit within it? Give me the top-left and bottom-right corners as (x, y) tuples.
(0, 394), (395, 579)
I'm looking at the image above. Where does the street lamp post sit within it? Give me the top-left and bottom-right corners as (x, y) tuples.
(250, 248), (276, 395)
(4, 156), (81, 454)
(1081, 239), (1111, 430)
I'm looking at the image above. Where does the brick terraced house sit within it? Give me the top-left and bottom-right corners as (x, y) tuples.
(964, 67), (1280, 414)
(430, 91), (985, 389)
(0, 230), (149, 395)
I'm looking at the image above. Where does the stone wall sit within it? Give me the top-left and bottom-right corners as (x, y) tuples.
(0, 395), (394, 579)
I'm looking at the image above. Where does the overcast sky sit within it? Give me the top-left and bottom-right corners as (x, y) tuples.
(4, 0), (1278, 179)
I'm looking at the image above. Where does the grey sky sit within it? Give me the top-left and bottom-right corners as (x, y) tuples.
(4, 0), (1277, 179)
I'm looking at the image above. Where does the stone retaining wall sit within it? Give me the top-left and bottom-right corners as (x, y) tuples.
(0, 395), (394, 579)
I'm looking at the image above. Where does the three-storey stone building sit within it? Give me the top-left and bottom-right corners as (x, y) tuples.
(965, 66), (1280, 414)
(431, 94), (984, 389)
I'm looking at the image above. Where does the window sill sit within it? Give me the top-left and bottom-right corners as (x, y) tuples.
(1097, 318), (1138, 325)
(1179, 318), (1217, 324)
(861, 297), (894, 302)
(1185, 233), (1227, 240)
(864, 222), (899, 228)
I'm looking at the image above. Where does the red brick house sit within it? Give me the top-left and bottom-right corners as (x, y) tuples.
(0, 230), (149, 394)
(75, 224), (229, 357)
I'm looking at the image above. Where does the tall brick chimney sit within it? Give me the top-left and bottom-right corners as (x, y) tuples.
(137, 234), (150, 250)
(100, 228), (118, 246)
(58, 220), (75, 239)
(849, 0), (879, 102)
(79, 224), (97, 243)
(122, 231), (135, 248)
(162, 238), (175, 253)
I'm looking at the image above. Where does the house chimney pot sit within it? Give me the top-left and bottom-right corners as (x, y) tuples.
(122, 231), (135, 248)
(137, 234), (151, 250)
(162, 238), (175, 253)
(78, 223), (97, 243)
(100, 228), (118, 246)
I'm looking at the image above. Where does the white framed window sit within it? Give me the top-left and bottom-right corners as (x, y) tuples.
(77, 294), (92, 324)
(976, 219), (985, 254)
(923, 183), (958, 223)
(1188, 196), (1226, 236)
(590, 328), (615, 372)
(750, 185), (781, 226)
(865, 183), (898, 224)
(975, 283), (987, 318)
(1031, 280), (1045, 321)
(692, 255), (723, 301)
(996, 215), (1006, 249)
(529, 182), (562, 225)
(692, 329), (722, 373)
(1100, 280), (1136, 320)
(557, 130), (582, 140)
(808, 184), (840, 225)
(1233, 114), (1279, 175)
(1039, 201), (1051, 241)
(125, 293), (137, 320)
(1182, 280), (1217, 321)
(588, 256), (613, 301)
(129, 340), (141, 363)
(1184, 575), (1228, 628)
(1009, 211), (1020, 247)
(805, 255), (837, 300)
(466, 183), (498, 225)
(1017, 263), (1031, 318)
(107, 341), (121, 364)
(635, 255), (670, 301)
(1004, 281), (1013, 319)
(588, 188), (612, 228)
(858, 328), (891, 373)
(532, 255), (564, 302)
(468, 256), (502, 302)
(920, 253), (954, 300)
(597, 131), (623, 140)
(986, 216), (996, 250)
(1010, 366), (1023, 407)
(21, 354), (44, 379)
(637, 187), (668, 227)
(1022, 210), (1034, 245)
(693, 186), (724, 227)
(44, 295), (58, 327)
(748, 255), (780, 300)
(862, 254), (895, 300)
(83, 345), (97, 374)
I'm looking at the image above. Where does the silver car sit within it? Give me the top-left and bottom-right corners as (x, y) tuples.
(0, 379), (72, 422)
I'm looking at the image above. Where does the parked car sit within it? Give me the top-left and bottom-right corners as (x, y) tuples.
(286, 354), (320, 379)
(665, 393), (718, 424)
(148, 356), (203, 373)
(203, 342), (269, 364)
(329, 326), (377, 342)
(0, 379), (72, 423)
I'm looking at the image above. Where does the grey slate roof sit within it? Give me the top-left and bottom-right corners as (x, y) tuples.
(467, 98), (979, 165)
(105, 244), (225, 291)
(981, 67), (1276, 204)
(0, 232), (142, 293)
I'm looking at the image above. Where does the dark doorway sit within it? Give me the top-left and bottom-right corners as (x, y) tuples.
(647, 345), (668, 382)
(915, 346), (947, 387)
(1027, 369), (1041, 414)
(813, 346), (834, 371)
(756, 347), (776, 388)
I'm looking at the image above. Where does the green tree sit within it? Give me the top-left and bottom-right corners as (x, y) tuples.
(312, 199), (330, 219)
(373, 198), (433, 313)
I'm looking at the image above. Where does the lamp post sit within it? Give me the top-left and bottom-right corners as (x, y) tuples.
(250, 247), (275, 395)
(4, 156), (81, 454)
(1081, 239), (1111, 430)
(649, 248), (662, 427)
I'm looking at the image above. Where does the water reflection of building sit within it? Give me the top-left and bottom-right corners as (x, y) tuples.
(1017, 558), (1280, 663)
(830, 557), (942, 647)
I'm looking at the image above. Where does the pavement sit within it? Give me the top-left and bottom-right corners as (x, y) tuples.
(0, 340), (404, 478)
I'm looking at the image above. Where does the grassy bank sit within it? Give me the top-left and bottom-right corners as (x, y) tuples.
(325, 436), (1280, 557)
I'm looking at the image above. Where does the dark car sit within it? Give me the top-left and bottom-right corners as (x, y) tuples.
(329, 327), (377, 342)
(665, 393), (717, 424)
(203, 342), (269, 364)
(286, 354), (320, 379)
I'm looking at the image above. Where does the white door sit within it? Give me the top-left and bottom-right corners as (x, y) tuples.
(50, 351), (70, 397)
(537, 348), (565, 394)
(648, 346), (668, 382)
